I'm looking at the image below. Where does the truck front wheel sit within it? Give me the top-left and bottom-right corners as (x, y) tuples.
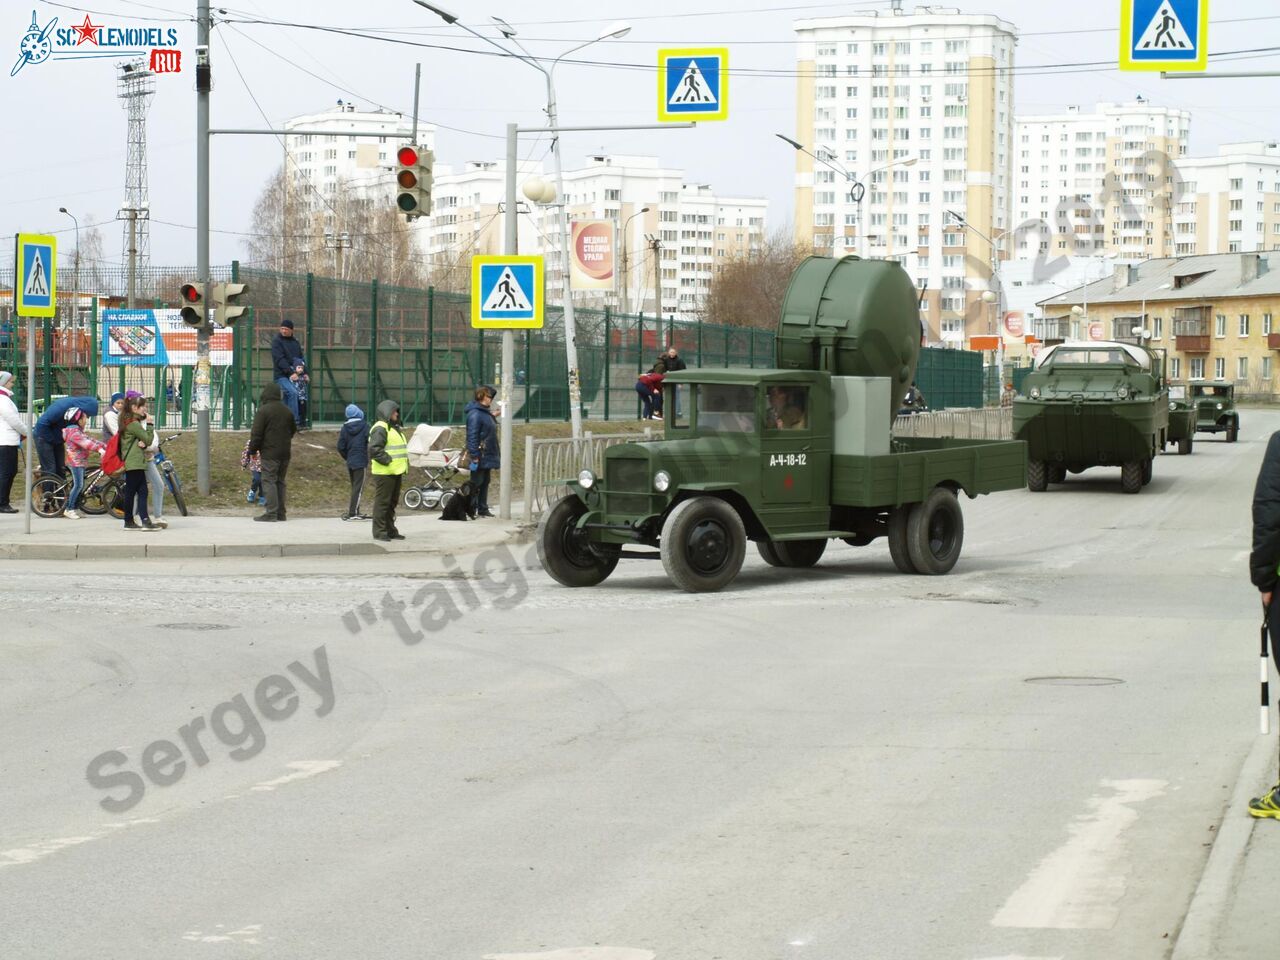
(1227, 419), (1239, 443)
(1027, 460), (1048, 492)
(906, 487), (965, 575)
(757, 539), (827, 568)
(661, 497), (747, 593)
(1179, 436), (1193, 455)
(1120, 460), (1144, 494)
(537, 495), (619, 587)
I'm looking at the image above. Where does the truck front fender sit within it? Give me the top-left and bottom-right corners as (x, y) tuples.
(665, 485), (767, 541)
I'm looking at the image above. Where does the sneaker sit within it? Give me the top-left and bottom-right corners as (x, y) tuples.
(341, 513), (353, 521)
(246, 489), (256, 503)
(64, 509), (81, 519)
(353, 513), (372, 521)
(123, 522), (142, 531)
(0, 505), (17, 514)
(258, 496), (268, 506)
(253, 514), (278, 523)
(1249, 783), (1280, 819)
(152, 518), (168, 529)
(141, 520), (160, 532)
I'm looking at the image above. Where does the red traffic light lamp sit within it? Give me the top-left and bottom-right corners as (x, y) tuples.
(180, 282), (206, 328)
(395, 144), (433, 217)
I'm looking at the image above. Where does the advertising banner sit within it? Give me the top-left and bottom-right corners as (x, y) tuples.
(100, 309), (234, 367)
(1003, 311), (1025, 343)
(570, 220), (616, 292)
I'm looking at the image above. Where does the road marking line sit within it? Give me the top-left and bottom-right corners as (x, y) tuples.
(249, 760), (341, 792)
(0, 818), (159, 869)
(483, 950), (657, 960)
(992, 778), (1166, 929)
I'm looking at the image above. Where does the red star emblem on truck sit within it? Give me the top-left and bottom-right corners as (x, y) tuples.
(783, 475), (794, 490)
(73, 15), (100, 45)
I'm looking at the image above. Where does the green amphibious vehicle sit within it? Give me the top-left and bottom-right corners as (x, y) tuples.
(537, 256), (1028, 593)
(1013, 340), (1171, 494)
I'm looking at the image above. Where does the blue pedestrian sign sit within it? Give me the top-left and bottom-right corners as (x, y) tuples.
(658, 47), (728, 122)
(471, 255), (544, 329)
(1120, 0), (1208, 72)
(14, 233), (56, 318)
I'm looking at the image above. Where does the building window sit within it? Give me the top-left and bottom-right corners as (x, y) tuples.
(1190, 357), (1205, 380)
(1215, 314), (1227, 338)
(1170, 357), (1181, 380)
(1152, 316), (1163, 339)
(1264, 356), (1273, 382)
(1238, 356), (1249, 381)
(1240, 314), (1250, 337)
(1265, 313), (1273, 336)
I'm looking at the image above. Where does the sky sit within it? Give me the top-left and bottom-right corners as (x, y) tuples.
(4, 0), (1280, 276)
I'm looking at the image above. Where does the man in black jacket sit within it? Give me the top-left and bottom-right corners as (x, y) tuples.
(271, 319), (308, 429)
(658, 346), (687, 373)
(248, 382), (297, 522)
(1249, 431), (1280, 817)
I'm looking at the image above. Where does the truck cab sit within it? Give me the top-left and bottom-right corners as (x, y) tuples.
(1189, 381), (1240, 441)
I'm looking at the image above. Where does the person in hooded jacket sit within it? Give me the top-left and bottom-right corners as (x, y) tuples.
(247, 382), (296, 522)
(368, 399), (409, 541)
(465, 386), (500, 518)
(0, 371), (28, 513)
(336, 403), (371, 521)
(34, 394), (99, 479)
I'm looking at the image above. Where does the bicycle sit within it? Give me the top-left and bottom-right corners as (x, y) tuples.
(29, 466), (121, 518)
(109, 433), (188, 519)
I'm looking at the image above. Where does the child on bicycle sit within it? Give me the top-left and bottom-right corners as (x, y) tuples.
(62, 407), (105, 520)
(240, 438), (265, 506)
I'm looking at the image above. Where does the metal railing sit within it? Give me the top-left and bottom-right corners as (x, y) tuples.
(892, 407), (1013, 440)
(523, 429), (652, 521)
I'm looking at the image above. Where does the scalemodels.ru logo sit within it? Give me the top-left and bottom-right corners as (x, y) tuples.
(11, 9), (182, 77)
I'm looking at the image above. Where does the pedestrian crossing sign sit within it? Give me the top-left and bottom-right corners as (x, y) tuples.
(471, 255), (544, 329)
(1120, 0), (1208, 72)
(14, 232), (56, 318)
(658, 47), (728, 122)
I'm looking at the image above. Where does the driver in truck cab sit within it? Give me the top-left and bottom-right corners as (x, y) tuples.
(766, 385), (806, 430)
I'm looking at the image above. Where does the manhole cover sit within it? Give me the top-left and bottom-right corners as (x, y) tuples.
(158, 623), (233, 632)
(1024, 676), (1125, 686)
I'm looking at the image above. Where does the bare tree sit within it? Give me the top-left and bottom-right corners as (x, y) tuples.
(699, 228), (811, 330)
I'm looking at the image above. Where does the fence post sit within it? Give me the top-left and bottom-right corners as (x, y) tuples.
(304, 272), (315, 425)
(182, 365), (193, 429)
(748, 330), (754, 368)
(724, 324), (731, 368)
(89, 296), (98, 402)
(636, 312), (645, 418)
(41, 317), (52, 405)
(368, 279), (379, 420)
(697, 316), (703, 367)
(523, 434), (535, 520)
(477, 326), (486, 390)
(524, 329), (532, 424)
(426, 287), (434, 423)
(604, 307), (611, 421)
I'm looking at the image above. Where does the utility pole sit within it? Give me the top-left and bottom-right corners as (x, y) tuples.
(647, 234), (662, 338)
(500, 122), (517, 520)
(125, 209), (138, 309)
(195, 3), (212, 495)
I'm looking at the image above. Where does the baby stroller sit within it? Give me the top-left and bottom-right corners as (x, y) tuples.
(403, 424), (472, 510)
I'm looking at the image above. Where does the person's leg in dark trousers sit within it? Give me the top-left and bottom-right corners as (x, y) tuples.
(123, 469), (150, 525)
(386, 474), (403, 536)
(35, 438), (66, 478)
(474, 468), (492, 515)
(347, 467), (365, 518)
(259, 458), (281, 520)
(634, 382), (652, 418)
(0, 445), (17, 509)
(276, 459), (289, 520)
(372, 474), (393, 538)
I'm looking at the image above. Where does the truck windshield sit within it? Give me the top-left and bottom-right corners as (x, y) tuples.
(1051, 348), (1140, 367)
(697, 384), (756, 433)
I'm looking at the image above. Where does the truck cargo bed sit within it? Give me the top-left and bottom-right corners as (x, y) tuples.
(831, 436), (1027, 507)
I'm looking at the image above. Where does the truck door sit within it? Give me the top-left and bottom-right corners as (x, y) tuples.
(761, 384), (816, 504)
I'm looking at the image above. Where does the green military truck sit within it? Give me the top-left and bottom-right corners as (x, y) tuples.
(1013, 341), (1170, 494)
(1166, 384), (1195, 455)
(1189, 381), (1240, 441)
(537, 256), (1028, 593)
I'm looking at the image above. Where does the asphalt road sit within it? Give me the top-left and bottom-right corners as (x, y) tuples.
(1, 412), (1271, 960)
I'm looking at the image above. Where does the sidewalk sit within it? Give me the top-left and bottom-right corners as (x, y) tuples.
(0, 509), (533, 561)
(1172, 731), (1280, 959)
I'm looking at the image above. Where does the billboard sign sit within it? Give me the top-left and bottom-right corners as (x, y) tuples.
(100, 309), (234, 366)
(570, 219), (617, 292)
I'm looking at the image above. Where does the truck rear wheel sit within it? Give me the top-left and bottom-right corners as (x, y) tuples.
(661, 497), (747, 593)
(1227, 420), (1239, 442)
(1121, 460), (1144, 494)
(1027, 459), (1048, 492)
(886, 506), (917, 574)
(1047, 464), (1067, 484)
(757, 538), (827, 568)
(1141, 458), (1153, 486)
(537, 495), (618, 588)
(906, 487), (965, 575)
(1178, 436), (1193, 455)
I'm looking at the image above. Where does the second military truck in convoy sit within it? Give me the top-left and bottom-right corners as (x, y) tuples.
(1013, 340), (1170, 494)
(537, 256), (1028, 593)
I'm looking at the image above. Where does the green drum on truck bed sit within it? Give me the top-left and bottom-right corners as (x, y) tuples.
(537, 256), (1028, 593)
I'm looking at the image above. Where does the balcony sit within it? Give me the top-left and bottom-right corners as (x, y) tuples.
(1268, 334), (1280, 350)
(1176, 335), (1210, 353)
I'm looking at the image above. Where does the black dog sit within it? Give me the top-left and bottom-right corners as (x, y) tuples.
(439, 482), (476, 521)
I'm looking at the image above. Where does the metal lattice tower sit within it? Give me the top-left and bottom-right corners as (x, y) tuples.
(117, 60), (155, 302)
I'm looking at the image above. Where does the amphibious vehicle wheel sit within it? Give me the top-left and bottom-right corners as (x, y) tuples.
(759, 538), (827, 568)
(886, 506), (917, 574)
(1178, 436), (1193, 455)
(660, 496), (747, 593)
(1121, 460), (1143, 494)
(1227, 419), (1239, 443)
(756, 540), (783, 567)
(1141, 458), (1153, 486)
(1027, 459), (1048, 492)
(403, 487), (423, 510)
(1047, 464), (1067, 484)
(537, 495), (619, 588)
(905, 487), (965, 576)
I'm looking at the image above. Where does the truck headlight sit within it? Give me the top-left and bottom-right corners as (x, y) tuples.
(1169, 401), (1177, 411)
(1217, 402), (1224, 410)
(1030, 387), (1041, 399)
(653, 470), (671, 493)
(578, 469), (596, 489)
(1117, 385), (1129, 399)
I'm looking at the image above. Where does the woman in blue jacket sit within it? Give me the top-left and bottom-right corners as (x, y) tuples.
(464, 386), (500, 518)
(335, 403), (370, 521)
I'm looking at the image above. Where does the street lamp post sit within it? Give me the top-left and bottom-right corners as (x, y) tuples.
(58, 207), (79, 329)
(861, 157), (917, 260)
(414, 2), (630, 445)
(947, 210), (1006, 397)
(619, 206), (650, 317)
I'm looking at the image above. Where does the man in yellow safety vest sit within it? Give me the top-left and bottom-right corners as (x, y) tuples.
(368, 399), (409, 541)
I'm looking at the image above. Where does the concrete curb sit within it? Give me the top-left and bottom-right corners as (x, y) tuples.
(1170, 732), (1274, 959)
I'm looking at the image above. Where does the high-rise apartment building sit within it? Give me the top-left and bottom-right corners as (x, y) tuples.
(423, 154), (766, 319)
(1173, 142), (1280, 256)
(793, 6), (1017, 344)
(1012, 100), (1190, 261)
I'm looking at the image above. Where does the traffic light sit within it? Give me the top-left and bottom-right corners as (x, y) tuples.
(395, 144), (433, 218)
(212, 282), (249, 326)
(179, 282), (206, 329)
